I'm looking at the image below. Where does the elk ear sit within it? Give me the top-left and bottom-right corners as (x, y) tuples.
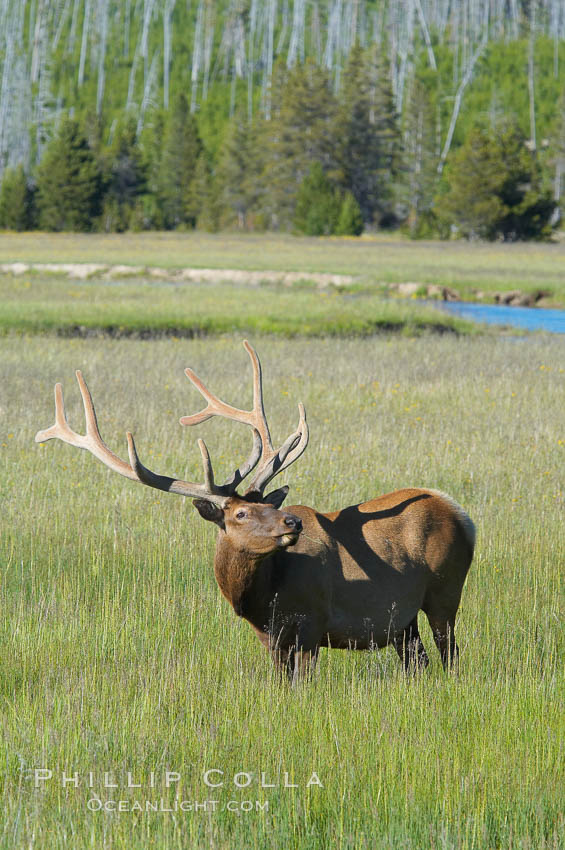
(263, 485), (289, 509)
(192, 499), (225, 529)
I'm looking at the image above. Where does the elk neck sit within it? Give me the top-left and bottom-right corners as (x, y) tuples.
(213, 532), (280, 624)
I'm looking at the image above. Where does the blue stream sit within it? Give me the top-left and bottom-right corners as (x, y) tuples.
(434, 301), (565, 334)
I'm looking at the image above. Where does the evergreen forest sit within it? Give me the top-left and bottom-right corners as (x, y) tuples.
(1, 0), (565, 239)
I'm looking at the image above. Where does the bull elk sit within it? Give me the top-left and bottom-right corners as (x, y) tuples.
(35, 341), (475, 682)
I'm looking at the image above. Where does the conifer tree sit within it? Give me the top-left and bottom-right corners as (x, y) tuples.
(216, 110), (263, 229)
(140, 111), (167, 229)
(439, 123), (555, 241)
(335, 192), (364, 236)
(189, 153), (220, 231)
(402, 75), (440, 237)
(262, 59), (339, 229)
(549, 88), (565, 223)
(35, 119), (103, 232)
(158, 94), (203, 228)
(0, 165), (35, 230)
(101, 117), (148, 231)
(293, 162), (341, 235)
(336, 44), (401, 227)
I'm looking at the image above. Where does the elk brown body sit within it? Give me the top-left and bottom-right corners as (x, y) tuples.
(36, 341), (475, 682)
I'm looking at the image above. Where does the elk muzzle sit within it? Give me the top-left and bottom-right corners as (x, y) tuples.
(277, 513), (303, 547)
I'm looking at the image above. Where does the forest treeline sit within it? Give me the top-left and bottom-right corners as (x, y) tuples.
(1, 0), (565, 239)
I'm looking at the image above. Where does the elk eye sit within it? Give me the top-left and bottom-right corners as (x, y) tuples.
(235, 510), (247, 520)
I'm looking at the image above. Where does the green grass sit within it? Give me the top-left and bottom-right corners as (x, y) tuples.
(1, 334), (564, 848)
(1, 231), (565, 301)
(0, 273), (476, 337)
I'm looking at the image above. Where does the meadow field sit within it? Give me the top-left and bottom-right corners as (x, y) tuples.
(1, 231), (565, 302)
(0, 269), (474, 338)
(1, 329), (564, 848)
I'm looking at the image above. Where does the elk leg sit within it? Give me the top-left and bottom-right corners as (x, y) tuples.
(392, 615), (429, 672)
(254, 629), (293, 680)
(290, 646), (318, 685)
(270, 646), (292, 679)
(271, 644), (318, 685)
(426, 615), (458, 671)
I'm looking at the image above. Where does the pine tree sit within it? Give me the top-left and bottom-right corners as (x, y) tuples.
(548, 88), (565, 224)
(189, 153), (220, 231)
(335, 192), (364, 236)
(401, 75), (441, 237)
(261, 60), (339, 229)
(293, 162), (341, 235)
(140, 111), (167, 229)
(0, 165), (35, 230)
(440, 123), (555, 241)
(216, 110), (264, 230)
(35, 119), (103, 232)
(336, 44), (402, 227)
(101, 117), (148, 231)
(158, 94), (203, 229)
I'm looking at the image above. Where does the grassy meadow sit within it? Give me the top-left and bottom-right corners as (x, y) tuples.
(1, 332), (564, 848)
(1, 231), (565, 302)
(0, 270), (477, 338)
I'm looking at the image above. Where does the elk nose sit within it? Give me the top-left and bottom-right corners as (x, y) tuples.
(284, 515), (302, 532)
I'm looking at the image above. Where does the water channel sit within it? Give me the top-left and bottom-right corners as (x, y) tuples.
(434, 300), (565, 334)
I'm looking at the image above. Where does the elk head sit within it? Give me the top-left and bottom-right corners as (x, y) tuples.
(194, 494), (303, 555)
(34, 341), (308, 557)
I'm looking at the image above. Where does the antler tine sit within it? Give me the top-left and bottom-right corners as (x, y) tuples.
(180, 341), (273, 451)
(242, 339), (274, 453)
(34, 382), (72, 444)
(35, 372), (229, 506)
(245, 403), (309, 495)
(77, 370), (100, 439)
(180, 340), (276, 492)
(126, 433), (227, 506)
(35, 372), (137, 480)
(221, 427), (262, 492)
(278, 401), (309, 471)
(180, 341), (309, 497)
(198, 438), (215, 492)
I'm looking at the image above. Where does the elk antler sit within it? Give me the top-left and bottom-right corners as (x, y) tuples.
(34, 371), (229, 507)
(181, 340), (309, 496)
(35, 342), (308, 504)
